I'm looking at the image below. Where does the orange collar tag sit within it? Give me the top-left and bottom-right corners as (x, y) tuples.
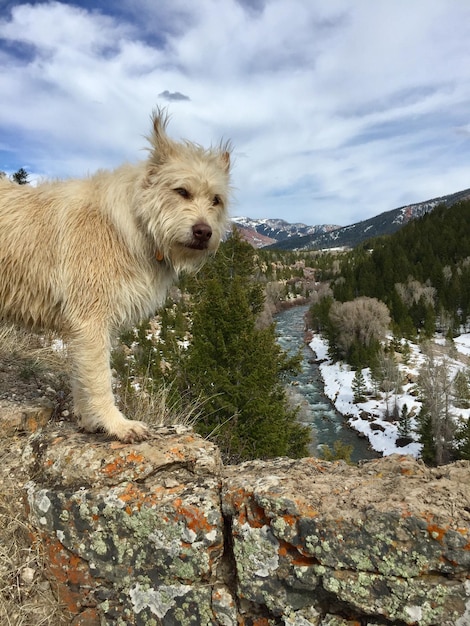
(156, 250), (164, 262)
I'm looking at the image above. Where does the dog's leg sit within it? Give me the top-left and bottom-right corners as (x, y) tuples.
(69, 326), (150, 442)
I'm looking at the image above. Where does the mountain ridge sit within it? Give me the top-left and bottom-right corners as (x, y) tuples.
(233, 216), (339, 247)
(233, 187), (470, 250)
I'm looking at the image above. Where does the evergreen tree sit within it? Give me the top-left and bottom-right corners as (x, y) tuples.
(416, 407), (437, 465)
(11, 167), (29, 184)
(308, 294), (334, 333)
(182, 229), (310, 461)
(453, 369), (470, 409)
(370, 349), (402, 419)
(398, 403), (412, 437)
(455, 417), (470, 461)
(352, 368), (367, 403)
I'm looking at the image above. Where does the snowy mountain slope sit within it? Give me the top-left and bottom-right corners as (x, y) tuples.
(261, 186), (470, 251)
(232, 217), (339, 248)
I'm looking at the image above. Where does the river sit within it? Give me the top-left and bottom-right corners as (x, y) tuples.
(275, 305), (379, 462)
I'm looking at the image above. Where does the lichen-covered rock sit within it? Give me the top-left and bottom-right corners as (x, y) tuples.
(0, 398), (53, 437)
(24, 423), (226, 625)
(322, 570), (467, 624)
(23, 424), (470, 626)
(222, 455), (470, 626)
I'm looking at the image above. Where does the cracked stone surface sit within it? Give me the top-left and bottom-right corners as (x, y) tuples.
(21, 422), (470, 625)
(222, 455), (470, 626)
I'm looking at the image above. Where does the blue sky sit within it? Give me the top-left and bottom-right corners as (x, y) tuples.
(1, 0), (470, 226)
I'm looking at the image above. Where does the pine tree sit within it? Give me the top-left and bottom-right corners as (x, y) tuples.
(416, 407), (437, 465)
(11, 167), (29, 184)
(181, 229), (310, 461)
(352, 369), (367, 403)
(455, 417), (470, 461)
(453, 369), (470, 409)
(332, 200), (470, 335)
(398, 403), (411, 437)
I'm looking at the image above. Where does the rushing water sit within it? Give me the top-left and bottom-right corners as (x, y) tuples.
(276, 305), (379, 462)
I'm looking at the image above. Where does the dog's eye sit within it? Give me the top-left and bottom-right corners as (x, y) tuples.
(174, 187), (190, 199)
(212, 195), (221, 207)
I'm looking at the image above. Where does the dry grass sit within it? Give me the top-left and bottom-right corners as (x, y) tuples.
(0, 324), (71, 375)
(116, 374), (206, 429)
(0, 447), (70, 626)
(0, 325), (70, 623)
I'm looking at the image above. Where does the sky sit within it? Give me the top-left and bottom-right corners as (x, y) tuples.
(1, 0), (470, 227)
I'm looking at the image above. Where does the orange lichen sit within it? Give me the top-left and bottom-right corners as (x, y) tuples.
(168, 446), (186, 459)
(101, 451), (145, 478)
(101, 457), (125, 477)
(239, 618), (270, 626)
(246, 502), (270, 528)
(277, 538), (317, 566)
(37, 534), (94, 614)
(290, 502), (318, 519)
(117, 482), (184, 512)
(117, 483), (145, 505)
(72, 607), (101, 626)
(400, 467), (415, 475)
(175, 502), (214, 535)
(427, 523), (448, 542)
(24, 415), (40, 432)
(226, 487), (250, 506)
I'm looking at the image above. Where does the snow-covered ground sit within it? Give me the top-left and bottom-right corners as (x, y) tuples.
(309, 333), (470, 458)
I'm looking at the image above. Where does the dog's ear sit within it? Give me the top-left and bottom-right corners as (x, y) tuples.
(149, 108), (175, 163)
(219, 140), (232, 173)
(221, 150), (230, 173)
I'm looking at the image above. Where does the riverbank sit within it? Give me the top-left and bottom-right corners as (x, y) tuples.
(275, 305), (379, 462)
(309, 331), (470, 458)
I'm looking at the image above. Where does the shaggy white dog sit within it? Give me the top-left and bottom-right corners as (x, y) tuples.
(0, 111), (231, 442)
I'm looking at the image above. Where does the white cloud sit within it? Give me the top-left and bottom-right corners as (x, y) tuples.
(1, 0), (470, 226)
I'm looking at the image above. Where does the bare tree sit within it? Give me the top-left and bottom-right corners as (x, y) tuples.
(417, 344), (456, 465)
(371, 348), (402, 419)
(395, 275), (436, 307)
(328, 297), (391, 358)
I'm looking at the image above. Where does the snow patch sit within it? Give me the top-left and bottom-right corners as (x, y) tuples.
(309, 333), (470, 457)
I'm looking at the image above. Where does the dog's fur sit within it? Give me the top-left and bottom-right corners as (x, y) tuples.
(0, 111), (231, 442)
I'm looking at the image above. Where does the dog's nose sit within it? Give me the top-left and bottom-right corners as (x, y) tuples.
(192, 223), (212, 242)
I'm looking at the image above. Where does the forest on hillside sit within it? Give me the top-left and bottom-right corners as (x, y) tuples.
(332, 200), (470, 338)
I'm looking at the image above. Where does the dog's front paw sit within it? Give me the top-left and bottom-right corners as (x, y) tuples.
(113, 419), (150, 443)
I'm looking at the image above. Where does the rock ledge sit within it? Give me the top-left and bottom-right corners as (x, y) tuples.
(21, 423), (470, 626)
